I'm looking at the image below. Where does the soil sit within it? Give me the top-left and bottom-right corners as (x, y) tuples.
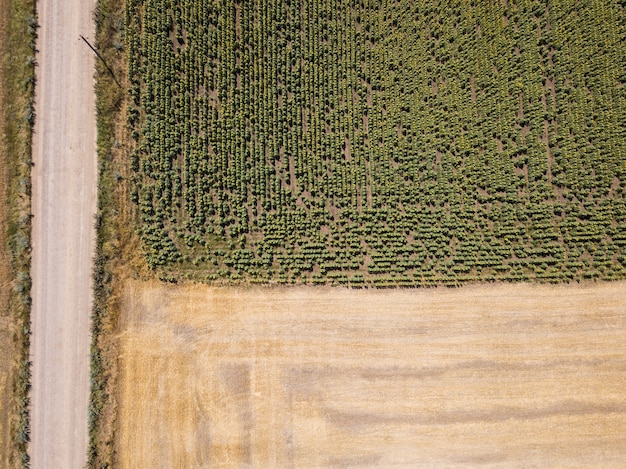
(117, 280), (626, 468)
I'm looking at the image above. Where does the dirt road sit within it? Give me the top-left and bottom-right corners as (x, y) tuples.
(29, 0), (97, 467)
(118, 281), (626, 468)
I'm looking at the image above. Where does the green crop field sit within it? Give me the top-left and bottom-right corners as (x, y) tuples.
(125, 0), (626, 286)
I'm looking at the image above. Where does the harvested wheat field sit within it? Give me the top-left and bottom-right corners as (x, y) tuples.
(118, 281), (626, 468)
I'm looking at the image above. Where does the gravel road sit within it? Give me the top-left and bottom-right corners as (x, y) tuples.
(29, 0), (97, 466)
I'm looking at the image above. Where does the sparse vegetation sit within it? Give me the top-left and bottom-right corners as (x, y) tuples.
(126, 0), (626, 286)
(88, 0), (128, 467)
(1, 0), (37, 466)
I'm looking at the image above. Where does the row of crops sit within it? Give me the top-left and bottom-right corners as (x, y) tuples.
(125, 0), (626, 286)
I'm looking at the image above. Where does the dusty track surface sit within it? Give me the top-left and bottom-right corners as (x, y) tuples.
(29, 0), (97, 466)
(118, 281), (626, 468)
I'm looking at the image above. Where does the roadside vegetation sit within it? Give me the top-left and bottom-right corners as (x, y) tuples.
(0, 0), (37, 466)
(89, 0), (141, 466)
(126, 0), (626, 287)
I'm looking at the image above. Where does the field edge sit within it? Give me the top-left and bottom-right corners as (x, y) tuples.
(88, 0), (144, 466)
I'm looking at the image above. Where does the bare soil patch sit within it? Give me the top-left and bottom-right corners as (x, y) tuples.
(117, 281), (626, 468)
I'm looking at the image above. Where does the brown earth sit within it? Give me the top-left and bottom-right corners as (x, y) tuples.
(117, 281), (626, 468)
(0, 0), (14, 463)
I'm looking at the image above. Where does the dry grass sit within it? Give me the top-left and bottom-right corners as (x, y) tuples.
(0, 0), (15, 463)
(116, 281), (626, 468)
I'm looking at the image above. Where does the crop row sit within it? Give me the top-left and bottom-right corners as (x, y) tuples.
(125, 0), (626, 285)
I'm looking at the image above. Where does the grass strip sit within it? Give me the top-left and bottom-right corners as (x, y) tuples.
(2, 0), (37, 466)
(88, 0), (128, 466)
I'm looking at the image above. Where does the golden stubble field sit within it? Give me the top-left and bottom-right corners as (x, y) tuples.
(117, 281), (626, 468)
